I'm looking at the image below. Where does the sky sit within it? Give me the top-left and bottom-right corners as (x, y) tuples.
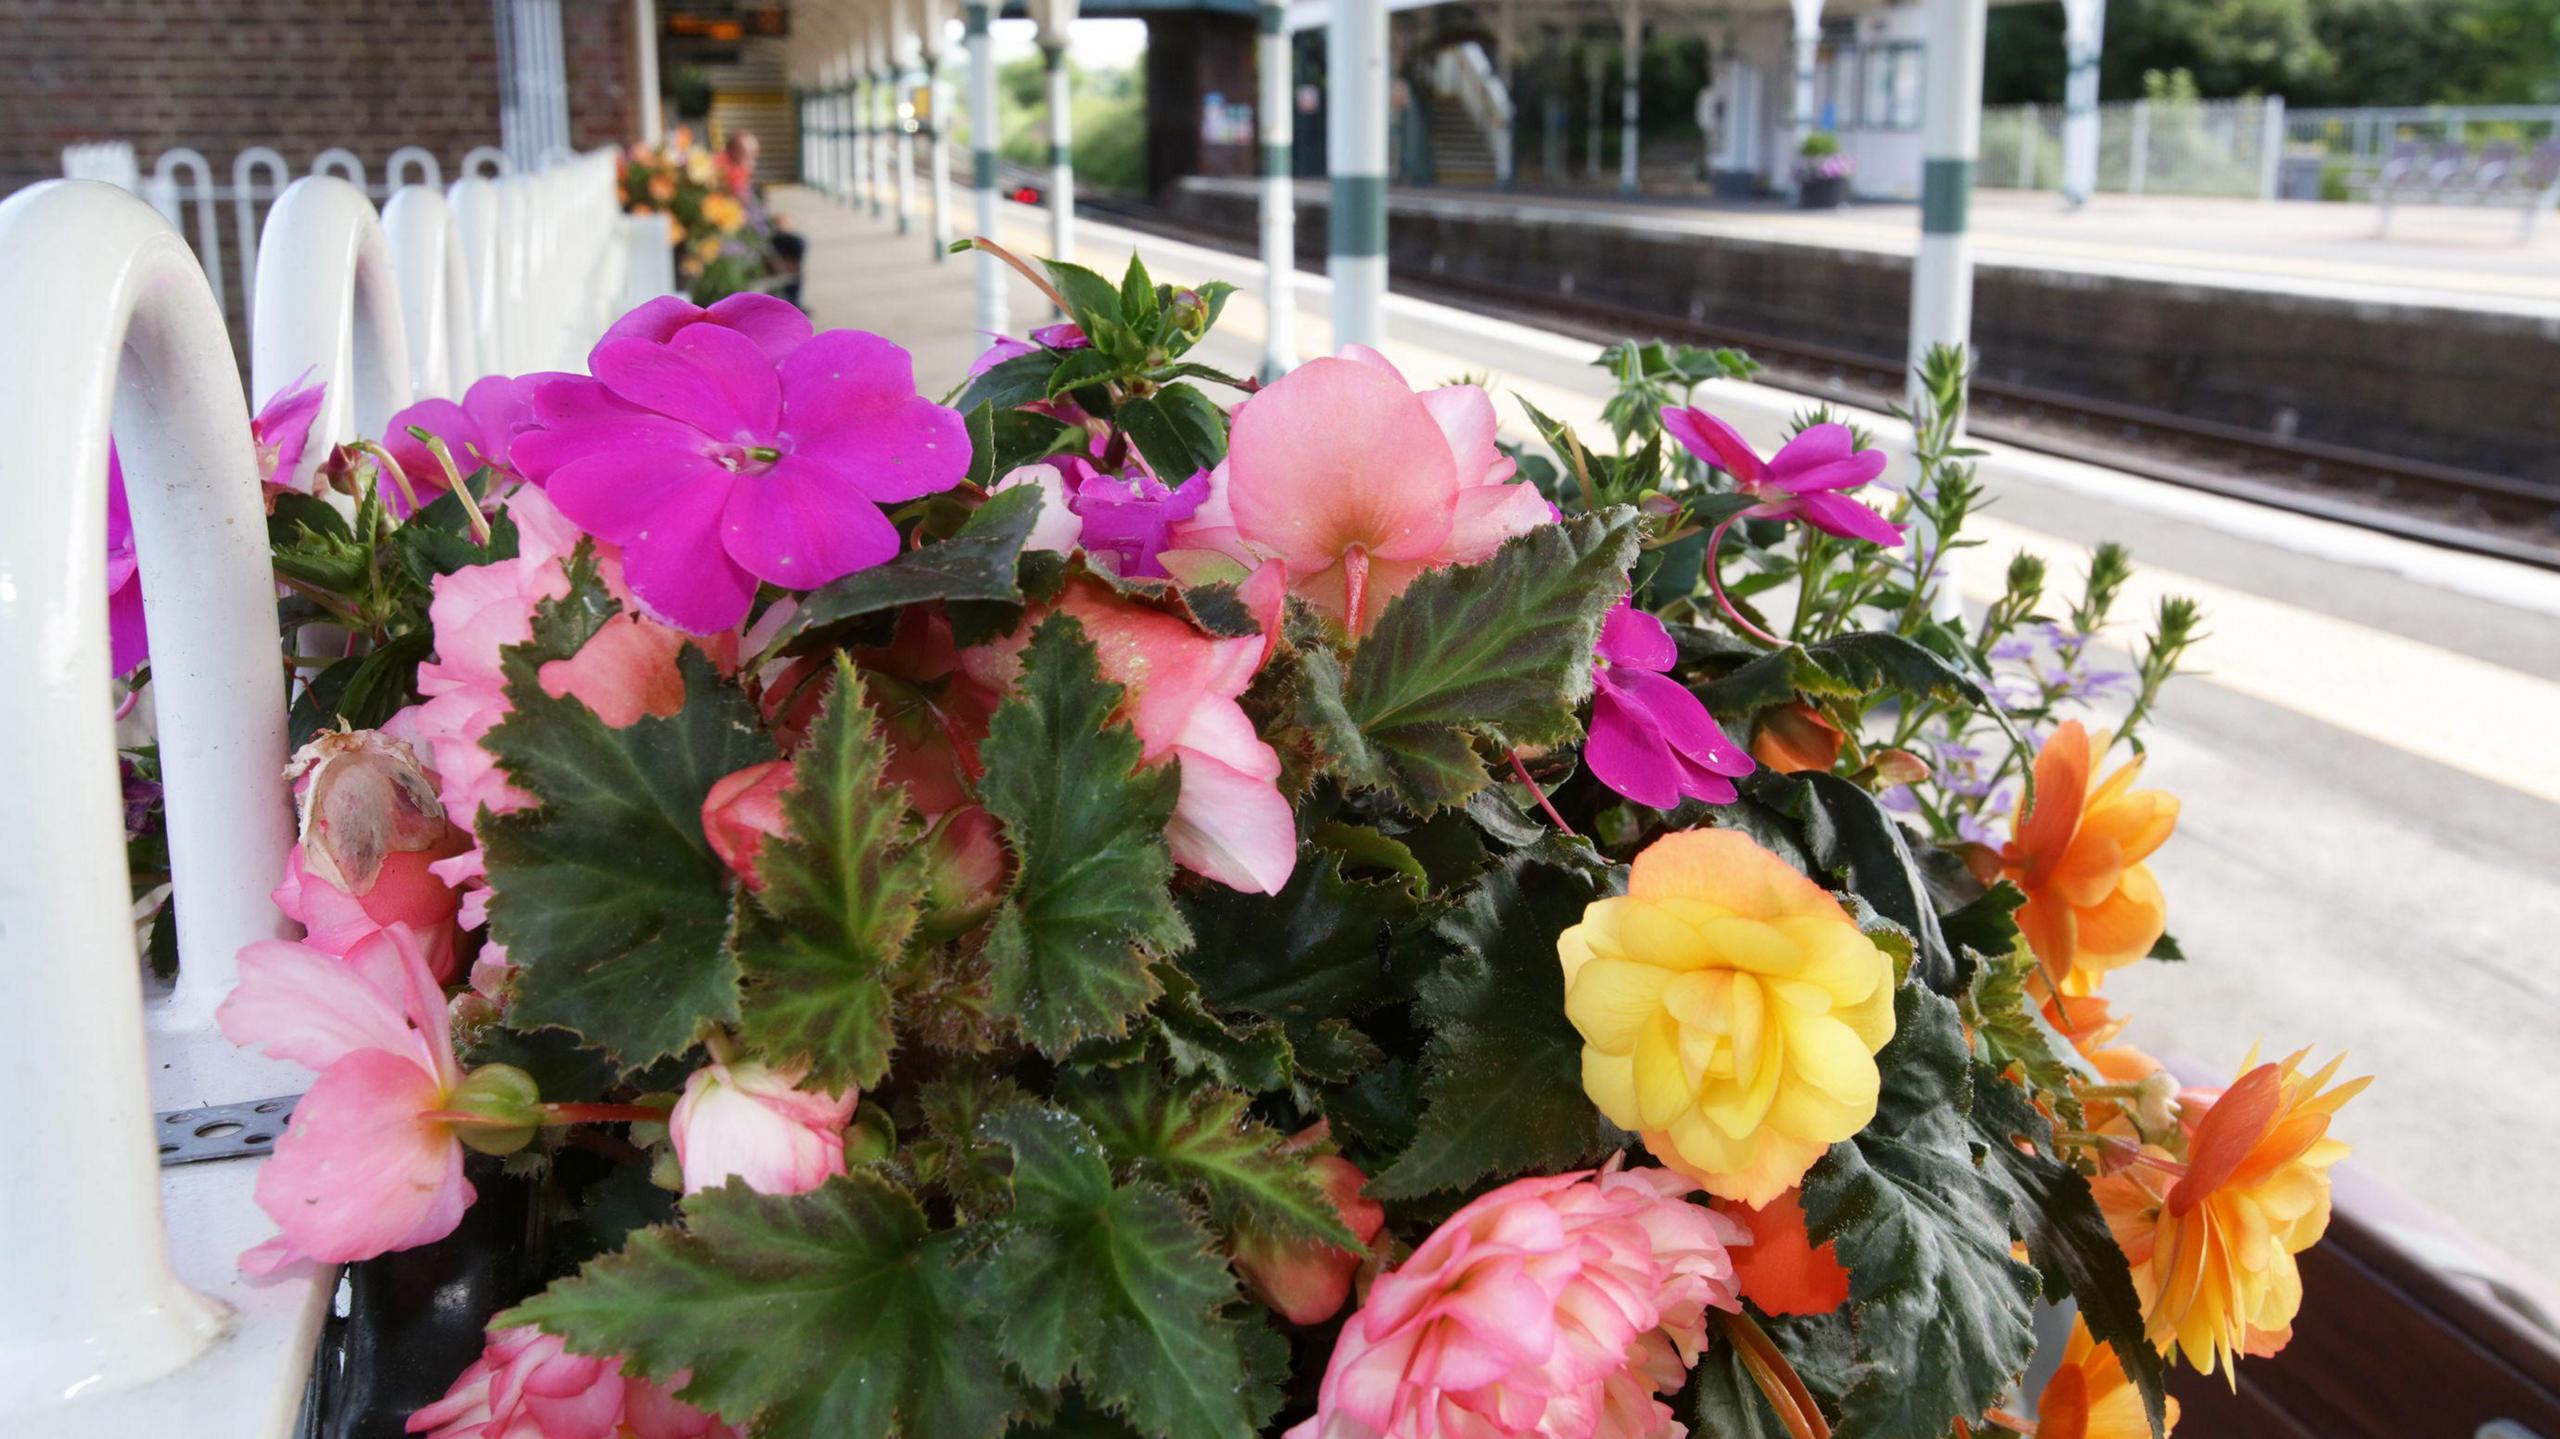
(988, 17), (1149, 69)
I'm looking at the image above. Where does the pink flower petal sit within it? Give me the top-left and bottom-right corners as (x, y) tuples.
(1419, 384), (1516, 488)
(539, 613), (689, 727)
(1336, 343), (1409, 385)
(546, 447), (730, 547)
(777, 330), (971, 504)
(247, 1047), (467, 1268)
(1771, 423), (1889, 494)
(591, 332), (765, 442)
(703, 293), (817, 361)
(1597, 601), (1678, 673)
(1444, 482), (1555, 565)
(1791, 489), (1904, 545)
(1584, 677), (1685, 810)
(1226, 355), (1458, 569)
(217, 937), (419, 1071)
(1167, 745), (1299, 895)
(719, 454), (904, 591)
(1660, 406), (1765, 485)
(667, 321), (786, 438)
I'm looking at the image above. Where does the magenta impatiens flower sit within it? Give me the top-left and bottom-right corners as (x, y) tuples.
(104, 448), (148, 675)
(1661, 407), (1900, 545)
(512, 320), (970, 634)
(994, 449), (1212, 580)
(253, 366), (328, 498)
(1586, 599), (1754, 809)
(381, 373), (539, 516)
(603, 291), (814, 362)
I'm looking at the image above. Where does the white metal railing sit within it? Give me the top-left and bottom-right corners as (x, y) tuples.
(1981, 94), (2284, 200)
(0, 146), (667, 1435)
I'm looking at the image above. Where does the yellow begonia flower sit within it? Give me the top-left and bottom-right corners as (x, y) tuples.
(1557, 829), (1897, 1207)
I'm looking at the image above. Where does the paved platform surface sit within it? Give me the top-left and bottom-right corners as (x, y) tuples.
(779, 184), (2560, 1297)
(1181, 176), (2560, 318)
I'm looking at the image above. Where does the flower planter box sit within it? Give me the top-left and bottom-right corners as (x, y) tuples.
(1796, 174), (1849, 209)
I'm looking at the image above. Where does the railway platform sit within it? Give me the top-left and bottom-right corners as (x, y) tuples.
(782, 182), (2560, 1304)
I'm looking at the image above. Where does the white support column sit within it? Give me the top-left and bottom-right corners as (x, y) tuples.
(1035, 0), (1082, 266)
(2126, 96), (2149, 194)
(1327, 0), (1388, 349)
(965, 0), (1006, 330)
(2018, 100), (2039, 187)
(2059, 0), (2104, 205)
(895, 44), (918, 235)
(1618, 0), (1643, 193)
(926, 42), (953, 260)
(1495, 0), (1520, 186)
(1258, 0), (1296, 377)
(1787, 0), (1822, 193)
(1907, 0), (1985, 395)
(635, 0), (664, 144)
(852, 64), (872, 203)
(2257, 93), (2285, 200)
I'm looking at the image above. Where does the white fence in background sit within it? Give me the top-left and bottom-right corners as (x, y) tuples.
(0, 147), (669, 1436)
(1980, 95), (2284, 200)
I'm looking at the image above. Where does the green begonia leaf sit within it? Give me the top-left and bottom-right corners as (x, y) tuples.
(1065, 1067), (1358, 1246)
(758, 486), (1046, 661)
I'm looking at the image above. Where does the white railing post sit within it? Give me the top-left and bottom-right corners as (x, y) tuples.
(0, 177), (301, 1412)
(384, 186), (477, 398)
(250, 177), (417, 494)
(2258, 93), (2287, 200)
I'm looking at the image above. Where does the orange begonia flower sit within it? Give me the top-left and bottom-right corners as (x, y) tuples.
(1714, 1187), (1852, 1316)
(2094, 1049), (2368, 1378)
(2035, 1315), (2180, 1439)
(2000, 721), (2179, 996)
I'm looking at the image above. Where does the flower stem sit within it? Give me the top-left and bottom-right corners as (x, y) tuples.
(347, 439), (420, 516)
(1719, 1309), (1831, 1439)
(1704, 512), (1786, 649)
(407, 429), (495, 545)
(539, 1102), (669, 1126)
(961, 234), (1071, 315)
(1507, 749), (1577, 836)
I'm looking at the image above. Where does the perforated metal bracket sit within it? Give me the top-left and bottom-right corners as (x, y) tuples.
(155, 1094), (301, 1167)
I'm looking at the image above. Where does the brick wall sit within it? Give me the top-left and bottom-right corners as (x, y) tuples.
(0, 0), (640, 196)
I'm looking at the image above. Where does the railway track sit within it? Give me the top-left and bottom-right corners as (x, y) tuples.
(1070, 191), (2560, 572)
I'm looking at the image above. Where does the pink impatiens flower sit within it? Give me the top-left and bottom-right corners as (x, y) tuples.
(1659, 409), (1899, 546)
(1290, 1162), (1748, 1439)
(1586, 600), (1754, 810)
(253, 366), (328, 499)
(603, 291), (815, 362)
(512, 315), (970, 634)
(104, 448), (148, 675)
(216, 924), (474, 1274)
(667, 1056), (856, 1196)
(407, 1324), (738, 1439)
(994, 450), (1212, 580)
(381, 374), (540, 516)
(1181, 345), (1550, 636)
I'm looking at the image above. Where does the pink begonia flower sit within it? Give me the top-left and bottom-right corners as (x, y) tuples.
(1290, 1161), (1747, 1439)
(1585, 599), (1754, 810)
(286, 728), (451, 893)
(253, 366), (328, 498)
(274, 844), (466, 984)
(511, 318), (970, 634)
(1235, 1147), (1386, 1326)
(1179, 345), (1549, 636)
(962, 578), (1297, 895)
(216, 925), (474, 1275)
(603, 291), (814, 362)
(380, 374), (541, 517)
(407, 1324), (739, 1439)
(667, 1056), (856, 1196)
(1659, 409), (1900, 546)
(104, 448), (149, 675)
(700, 759), (795, 891)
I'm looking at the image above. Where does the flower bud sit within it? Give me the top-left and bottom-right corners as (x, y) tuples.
(448, 1063), (543, 1156)
(1870, 748), (1932, 786)
(284, 727), (448, 894)
(1234, 1153), (1385, 1325)
(668, 1058), (857, 1196)
(2132, 1067), (2182, 1136)
(844, 1104), (899, 1166)
(1750, 701), (1845, 776)
(700, 760), (796, 890)
(1171, 289), (1208, 334)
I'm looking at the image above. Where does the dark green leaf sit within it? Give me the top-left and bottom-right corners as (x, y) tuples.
(760, 486), (1045, 661)
(1372, 854), (1626, 1199)
(1180, 850), (1415, 1042)
(736, 659), (932, 1090)
(482, 560), (775, 1066)
(1746, 770), (1958, 992)
(1116, 393), (1207, 480)
(979, 615), (1188, 1055)
(288, 629), (431, 747)
(1118, 253), (1159, 332)
(1042, 259), (1127, 341)
(508, 1174), (1028, 1439)
(1804, 632), (2026, 759)
(1154, 383), (1228, 466)
(1045, 347), (1125, 400)
(954, 349), (1064, 415)
(1688, 1310), (1856, 1439)
(1065, 1068), (1357, 1245)
(1300, 509), (1641, 811)
(1148, 963), (1297, 1095)
(970, 1105), (1270, 1439)
(965, 401), (1000, 488)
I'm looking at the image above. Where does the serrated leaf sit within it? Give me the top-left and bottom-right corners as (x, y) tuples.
(735, 659), (932, 1090)
(1371, 854), (1626, 1199)
(1148, 963), (1296, 1094)
(1688, 1310), (1856, 1439)
(1746, 769), (1960, 993)
(954, 349), (1063, 415)
(760, 486), (1045, 661)
(1046, 347), (1125, 400)
(1964, 919), (2085, 1121)
(1180, 850), (1415, 1042)
(1118, 253), (1159, 331)
(1972, 1067), (2167, 1438)
(482, 560), (775, 1066)
(1799, 986), (2040, 1439)
(979, 615), (1188, 1055)
(1156, 383), (1228, 465)
(507, 1174), (1028, 1439)
(1300, 509), (1641, 811)
(1042, 258), (1127, 342)
(1065, 1068), (1357, 1246)
(1804, 631), (2026, 760)
(970, 1105), (1269, 1439)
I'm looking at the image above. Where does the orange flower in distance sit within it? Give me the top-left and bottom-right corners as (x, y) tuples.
(1714, 1187), (1851, 1316)
(2096, 1049), (2368, 1377)
(1750, 700), (1844, 775)
(2000, 721), (2178, 995)
(2035, 1315), (2180, 1439)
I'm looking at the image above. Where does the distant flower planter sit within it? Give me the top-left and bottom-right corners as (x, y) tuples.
(1797, 172), (1850, 209)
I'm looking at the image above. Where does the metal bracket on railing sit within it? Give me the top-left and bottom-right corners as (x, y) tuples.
(155, 1095), (302, 1168)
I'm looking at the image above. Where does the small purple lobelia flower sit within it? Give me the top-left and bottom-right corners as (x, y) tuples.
(1584, 598), (1755, 809)
(513, 308), (970, 634)
(1059, 455), (1210, 579)
(1659, 408), (1902, 546)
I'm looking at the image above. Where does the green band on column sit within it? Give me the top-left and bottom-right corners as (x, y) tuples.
(976, 152), (997, 188)
(1050, 143), (1073, 168)
(965, 3), (989, 37)
(1043, 42), (1068, 70)
(1921, 158), (1973, 235)
(1258, 3), (1286, 34)
(1262, 143), (1291, 178)
(1329, 175), (1386, 258)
